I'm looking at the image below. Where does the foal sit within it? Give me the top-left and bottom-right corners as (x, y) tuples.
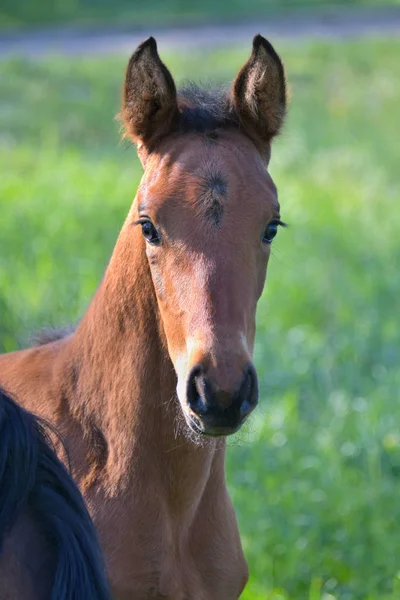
(0, 35), (287, 599)
(0, 389), (111, 600)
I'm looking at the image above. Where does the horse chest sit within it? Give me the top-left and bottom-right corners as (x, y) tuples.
(111, 562), (246, 600)
(104, 506), (248, 600)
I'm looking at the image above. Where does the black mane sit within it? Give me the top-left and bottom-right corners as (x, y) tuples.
(0, 388), (111, 600)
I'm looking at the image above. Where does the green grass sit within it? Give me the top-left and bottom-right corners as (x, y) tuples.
(1, 38), (400, 599)
(1, 0), (400, 30)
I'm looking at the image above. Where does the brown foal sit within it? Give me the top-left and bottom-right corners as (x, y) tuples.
(0, 35), (287, 599)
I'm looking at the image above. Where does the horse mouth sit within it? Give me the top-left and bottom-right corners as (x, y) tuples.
(185, 409), (245, 438)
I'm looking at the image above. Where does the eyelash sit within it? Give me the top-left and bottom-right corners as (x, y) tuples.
(275, 219), (287, 228)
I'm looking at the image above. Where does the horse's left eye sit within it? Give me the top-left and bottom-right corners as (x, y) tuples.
(262, 221), (279, 244)
(141, 221), (160, 245)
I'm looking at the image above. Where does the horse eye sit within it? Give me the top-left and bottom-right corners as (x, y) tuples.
(141, 221), (160, 245)
(262, 221), (279, 244)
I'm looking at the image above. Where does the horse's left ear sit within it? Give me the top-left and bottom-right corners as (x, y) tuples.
(120, 37), (178, 156)
(233, 35), (287, 149)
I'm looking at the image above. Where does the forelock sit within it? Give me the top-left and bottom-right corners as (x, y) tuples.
(177, 82), (239, 134)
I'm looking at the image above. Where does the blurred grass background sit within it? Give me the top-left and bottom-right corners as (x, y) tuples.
(1, 4), (400, 599)
(0, 0), (399, 29)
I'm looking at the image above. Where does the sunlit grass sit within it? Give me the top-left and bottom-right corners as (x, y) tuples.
(1, 38), (400, 598)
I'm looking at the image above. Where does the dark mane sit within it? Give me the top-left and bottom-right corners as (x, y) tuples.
(33, 324), (76, 346)
(177, 82), (239, 134)
(0, 388), (111, 600)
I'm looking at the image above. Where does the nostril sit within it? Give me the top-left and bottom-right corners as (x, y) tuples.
(186, 365), (208, 416)
(239, 365), (258, 417)
(241, 367), (252, 396)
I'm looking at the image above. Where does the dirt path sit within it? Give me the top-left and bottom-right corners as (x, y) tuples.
(1, 6), (399, 58)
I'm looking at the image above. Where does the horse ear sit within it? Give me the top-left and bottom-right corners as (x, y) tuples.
(120, 37), (178, 153)
(233, 35), (287, 149)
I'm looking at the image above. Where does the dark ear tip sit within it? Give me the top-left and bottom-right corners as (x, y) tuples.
(144, 36), (157, 50)
(252, 34), (279, 60)
(252, 34), (266, 48)
(134, 36), (158, 58)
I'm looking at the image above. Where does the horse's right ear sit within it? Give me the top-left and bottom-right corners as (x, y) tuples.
(120, 37), (178, 155)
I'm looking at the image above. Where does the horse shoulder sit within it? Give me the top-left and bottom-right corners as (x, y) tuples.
(0, 339), (67, 417)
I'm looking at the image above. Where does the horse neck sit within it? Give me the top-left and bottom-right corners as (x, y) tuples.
(66, 206), (220, 505)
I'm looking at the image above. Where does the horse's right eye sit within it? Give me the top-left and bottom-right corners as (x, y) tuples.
(141, 221), (161, 245)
